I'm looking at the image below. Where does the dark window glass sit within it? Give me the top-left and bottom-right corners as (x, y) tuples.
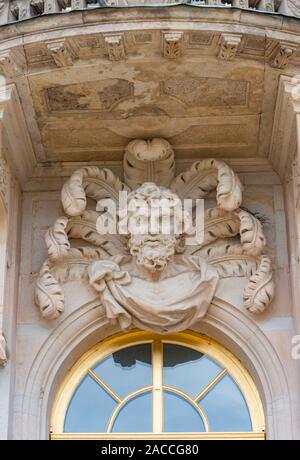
(163, 343), (223, 398)
(92, 344), (152, 399)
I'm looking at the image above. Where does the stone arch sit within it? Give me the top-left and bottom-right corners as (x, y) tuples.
(20, 297), (292, 440)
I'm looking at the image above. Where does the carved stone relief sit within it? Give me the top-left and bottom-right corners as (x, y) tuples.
(46, 39), (77, 68)
(162, 32), (184, 59)
(161, 77), (248, 108)
(45, 79), (134, 113)
(35, 138), (275, 333)
(104, 35), (126, 61)
(218, 34), (242, 61)
(270, 42), (298, 69)
(0, 48), (26, 79)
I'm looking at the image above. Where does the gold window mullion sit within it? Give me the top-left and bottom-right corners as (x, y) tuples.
(152, 340), (163, 433)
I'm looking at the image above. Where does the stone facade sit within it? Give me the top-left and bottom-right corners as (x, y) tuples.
(0, 4), (300, 439)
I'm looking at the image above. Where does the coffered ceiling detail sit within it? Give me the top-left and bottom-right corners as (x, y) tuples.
(1, 7), (300, 186)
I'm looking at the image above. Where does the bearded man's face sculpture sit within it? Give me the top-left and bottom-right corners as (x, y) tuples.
(126, 183), (186, 272)
(36, 137), (274, 333)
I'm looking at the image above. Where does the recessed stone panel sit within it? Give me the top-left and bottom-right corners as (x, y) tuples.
(44, 79), (134, 113)
(161, 77), (249, 108)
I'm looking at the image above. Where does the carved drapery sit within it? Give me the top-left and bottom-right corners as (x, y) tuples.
(35, 138), (274, 332)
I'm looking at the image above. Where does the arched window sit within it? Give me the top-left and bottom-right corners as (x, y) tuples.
(51, 331), (265, 440)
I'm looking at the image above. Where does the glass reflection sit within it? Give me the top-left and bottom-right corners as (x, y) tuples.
(92, 344), (152, 399)
(112, 391), (152, 433)
(64, 374), (117, 433)
(200, 374), (252, 432)
(163, 343), (223, 398)
(164, 390), (205, 432)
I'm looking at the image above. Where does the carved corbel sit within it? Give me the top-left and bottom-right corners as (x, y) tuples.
(46, 39), (77, 68)
(0, 48), (26, 79)
(257, 0), (275, 11)
(71, 0), (87, 9)
(10, 0), (43, 21)
(232, 0), (249, 7)
(162, 32), (184, 59)
(218, 34), (242, 61)
(0, 1), (10, 25)
(104, 35), (126, 61)
(44, 0), (61, 13)
(30, 1), (45, 15)
(270, 42), (298, 69)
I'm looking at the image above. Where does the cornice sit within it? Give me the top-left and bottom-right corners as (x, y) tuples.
(0, 6), (299, 45)
(0, 7), (295, 190)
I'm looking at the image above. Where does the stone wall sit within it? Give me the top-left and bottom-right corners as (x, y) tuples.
(0, 5), (300, 439)
(11, 163), (300, 439)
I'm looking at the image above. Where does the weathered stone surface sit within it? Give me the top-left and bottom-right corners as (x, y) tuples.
(0, 4), (300, 442)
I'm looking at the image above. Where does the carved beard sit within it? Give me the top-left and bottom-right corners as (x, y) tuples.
(128, 234), (177, 272)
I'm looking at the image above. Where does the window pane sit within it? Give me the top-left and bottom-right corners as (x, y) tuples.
(164, 390), (205, 432)
(64, 374), (117, 433)
(163, 344), (223, 398)
(200, 374), (252, 432)
(111, 391), (152, 433)
(92, 344), (152, 399)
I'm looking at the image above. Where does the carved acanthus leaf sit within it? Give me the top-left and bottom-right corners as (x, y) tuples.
(212, 258), (258, 279)
(46, 216), (70, 262)
(243, 255), (274, 314)
(239, 210), (266, 256)
(201, 208), (241, 247)
(124, 138), (175, 188)
(61, 166), (129, 216)
(59, 246), (113, 262)
(67, 211), (127, 256)
(35, 262), (65, 320)
(171, 159), (243, 211)
(196, 240), (244, 258)
(194, 241), (257, 277)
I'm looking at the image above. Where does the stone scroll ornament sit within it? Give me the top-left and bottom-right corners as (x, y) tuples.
(35, 138), (274, 333)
